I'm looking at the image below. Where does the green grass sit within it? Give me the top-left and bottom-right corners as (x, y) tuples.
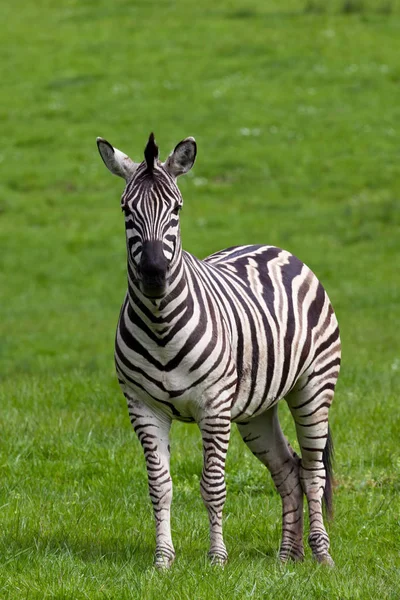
(1, 0), (400, 597)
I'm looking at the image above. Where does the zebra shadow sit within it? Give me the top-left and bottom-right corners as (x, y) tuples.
(2, 530), (154, 567)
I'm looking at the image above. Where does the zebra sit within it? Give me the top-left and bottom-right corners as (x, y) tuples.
(96, 132), (341, 569)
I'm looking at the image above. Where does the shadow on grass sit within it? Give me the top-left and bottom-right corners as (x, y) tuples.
(1, 531), (153, 566)
(2, 529), (281, 569)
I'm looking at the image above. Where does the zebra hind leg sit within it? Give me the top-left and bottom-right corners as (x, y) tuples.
(286, 377), (337, 566)
(126, 397), (175, 569)
(237, 405), (305, 562)
(198, 413), (231, 565)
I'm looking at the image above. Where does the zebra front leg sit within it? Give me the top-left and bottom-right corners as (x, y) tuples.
(127, 398), (175, 569)
(198, 413), (231, 565)
(237, 406), (305, 562)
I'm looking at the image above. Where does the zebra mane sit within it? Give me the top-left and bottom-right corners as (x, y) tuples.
(144, 132), (159, 175)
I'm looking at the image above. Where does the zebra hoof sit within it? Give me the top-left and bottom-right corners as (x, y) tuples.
(208, 550), (228, 567)
(313, 553), (335, 567)
(279, 554), (305, 564)
(154, 551), (175, 570)
(279, 546), (305, 563)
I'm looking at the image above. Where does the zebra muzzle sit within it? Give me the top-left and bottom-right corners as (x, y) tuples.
(138, 240), (168, 298)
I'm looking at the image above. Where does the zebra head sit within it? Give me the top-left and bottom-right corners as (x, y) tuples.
(97, 133), (197, 299)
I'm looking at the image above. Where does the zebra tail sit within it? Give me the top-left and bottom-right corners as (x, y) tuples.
(322, 425), (334, 520)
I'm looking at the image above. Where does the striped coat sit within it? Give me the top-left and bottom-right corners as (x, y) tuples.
(97, 133), (341, 568)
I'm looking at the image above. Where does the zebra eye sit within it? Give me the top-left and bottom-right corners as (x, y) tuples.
(172, 205), (181, 215)
(122, 202), (132, 216)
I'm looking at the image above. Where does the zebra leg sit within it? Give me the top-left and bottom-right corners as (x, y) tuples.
(237, 405), (305, 562)
(286, 381), (335, 566)
(127, 398), (175, 569)
(198, 413), (231, 565)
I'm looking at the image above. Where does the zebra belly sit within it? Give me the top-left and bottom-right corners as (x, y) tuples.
(229, 341), (286, 423)
(230, 372), (292, 422)
(226, 313), (322, 422)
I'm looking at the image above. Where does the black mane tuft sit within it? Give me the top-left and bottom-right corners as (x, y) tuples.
(144, 132), (159, 174)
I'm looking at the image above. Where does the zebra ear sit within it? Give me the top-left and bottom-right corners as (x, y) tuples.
(164, 137), (197, 178)
(96, 137), (138, 182)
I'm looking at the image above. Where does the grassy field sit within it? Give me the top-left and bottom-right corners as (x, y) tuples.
(1, 0), (400, 597)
